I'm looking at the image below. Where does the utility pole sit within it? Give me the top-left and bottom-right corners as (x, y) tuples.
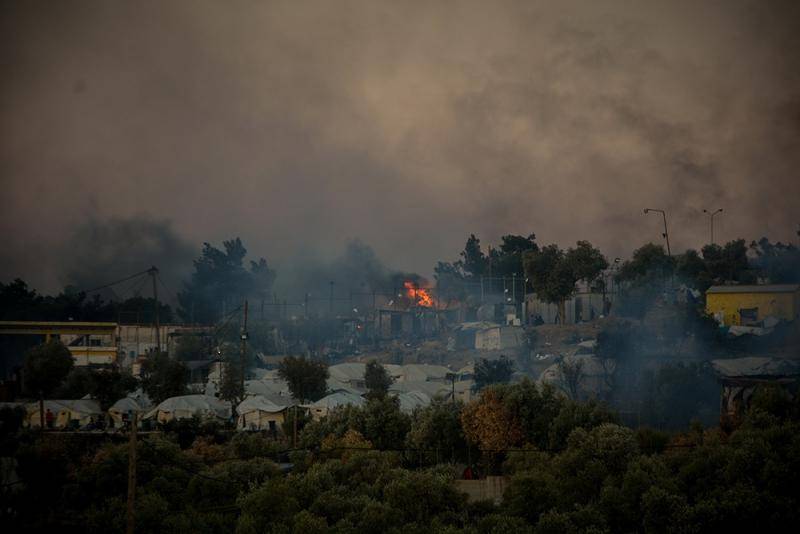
(643, 209), (671, 256)
(329, 281), (334, 316)
(240, 300), (248, 400)
(703, 208), (723, 244)
(126, 412), (138, 534)
(148, 266), (161, 354)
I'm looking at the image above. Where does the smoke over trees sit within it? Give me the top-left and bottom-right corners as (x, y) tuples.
(177, 238), (276, 324)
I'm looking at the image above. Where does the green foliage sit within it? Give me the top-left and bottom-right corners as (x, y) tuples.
(408, 398), (467, 461)
(474, 356), (514, 390)
(177, 237), (276, 324)
(174, 334), (212, 361)
(749, 237), (800, 283)
(616, 243), (673, 282)
(6, 371), (800, 533)
(55, 367), (138, 410)
(364, 359), (393, 399)
(22, 340), (73, 397)
(140, 352), (189, 404)
(524, 242), (607, 308)
(278, 355), (329, 403)
(641, 362), (718, 429)
(0, 278), (173, 323)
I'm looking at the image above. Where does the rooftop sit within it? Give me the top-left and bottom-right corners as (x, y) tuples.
(706, 284), (800, 294)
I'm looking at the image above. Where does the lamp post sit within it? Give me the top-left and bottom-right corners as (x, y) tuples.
(703, 208), (723, 245)
(643, 208), (671, 256)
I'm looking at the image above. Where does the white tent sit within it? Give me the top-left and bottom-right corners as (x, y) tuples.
(391, 390), (431, 414)
(401, 364), (451, 383)
(236, 395), (287, 431)
(26, 399), (102, 429)
(305, 391), (364, 420)
(108, 396), (152, 427)
(144, 395), (230, 423)
(539, 354), (615, 399)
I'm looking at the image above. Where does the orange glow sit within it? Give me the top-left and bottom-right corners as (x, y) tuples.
(404, 280), (434, 307)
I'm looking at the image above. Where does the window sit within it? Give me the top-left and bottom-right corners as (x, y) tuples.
(739, 307), (758, 325)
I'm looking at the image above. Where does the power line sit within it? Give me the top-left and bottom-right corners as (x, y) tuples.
(81, 269), (152, 295)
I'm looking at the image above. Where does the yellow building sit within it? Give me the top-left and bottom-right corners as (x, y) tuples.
(705, 284), (800, 326)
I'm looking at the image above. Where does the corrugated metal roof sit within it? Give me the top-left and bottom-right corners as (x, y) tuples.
(706, 284), (800, 294)
(711, 357), (800, 377)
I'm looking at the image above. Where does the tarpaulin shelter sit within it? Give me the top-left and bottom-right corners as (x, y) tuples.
(144, 394), (230, 423)
(236, 395), (287, 431)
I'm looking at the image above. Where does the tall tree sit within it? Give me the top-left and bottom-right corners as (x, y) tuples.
(140, 352), (188, 404)
(177, 238), (276, 324)
(474, 356), (515, 391)
(524, 241), (608, 323)
(457, 234), (488, 279)
(23, 341), (74, 429)
(277, 356), (329, 403)
(701, 239), (754, 284)
(364, 360), (393, 399)
(749, 238), (800, 283)
(616, 243), (674, 282)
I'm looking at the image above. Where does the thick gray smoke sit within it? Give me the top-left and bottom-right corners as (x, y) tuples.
(64, 216), (195, 302)
(1, 0), (799, 293)
(273, 239), (423, 313)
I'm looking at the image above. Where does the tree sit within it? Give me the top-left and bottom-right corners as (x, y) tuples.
(524, 241), (608, 324)
(140, 352), (188, 404)
(177, 238), (276, 324)
(474, 356), (515, 390)
(616, 243), (674, 282)
(23, 341), (73, 396)
(749, 237), (800, 283)
(219, 358), (245, 405)
(701, 239), (754, 284)
(364, 360), (393, 399)
(23, 341), (74, 429)
(458, 234), (488, 279)
(277, 356), (329, 403)
(408, 398), (467, 462)
(56, 367), (138, 411)
(461, 388), (524, 452)
(557, 358), (585, 400)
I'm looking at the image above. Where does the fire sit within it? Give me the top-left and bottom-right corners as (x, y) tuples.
(404, 281), (434, 307)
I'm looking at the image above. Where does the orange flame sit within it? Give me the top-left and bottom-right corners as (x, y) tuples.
(404, 281), (434, 307)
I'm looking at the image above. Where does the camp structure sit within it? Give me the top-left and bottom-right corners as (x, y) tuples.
(25, 399), (102, 429)
(539, 354), (615, 400)
(711, 356), (800, 429)
(144, 394), (230, 423)
(108, 396), (152, 428)
(305, 391), (365, 420)
(236, 395), (287, 432)
(390, 390), (431, 414)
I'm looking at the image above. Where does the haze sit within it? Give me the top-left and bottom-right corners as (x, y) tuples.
(2, 0), (798, 294)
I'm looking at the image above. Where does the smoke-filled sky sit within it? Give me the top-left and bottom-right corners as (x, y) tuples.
(2, 0), (798, 294)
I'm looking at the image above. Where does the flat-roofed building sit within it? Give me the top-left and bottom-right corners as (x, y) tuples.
(705, 284), (800, 326)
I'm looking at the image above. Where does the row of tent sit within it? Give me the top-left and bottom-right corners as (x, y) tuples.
(19, 388), (435, 432)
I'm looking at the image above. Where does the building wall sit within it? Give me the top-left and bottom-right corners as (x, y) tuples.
(705, 291), (799, 326)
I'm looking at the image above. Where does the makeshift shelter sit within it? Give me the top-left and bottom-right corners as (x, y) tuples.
(305, 391), (364, 420)
(539, 354), (615, 400)
(391, 391), (431, 414)
(108, 396), (151, 427)
(711, 357), (800, 429)
(329, 362), (367, 389)
(236, 395), (287, 432)
(389, 380), (451, 399)
(26, 399), (102, 429)
(401, 364), (451, 383)
(144, 395), (230, 423)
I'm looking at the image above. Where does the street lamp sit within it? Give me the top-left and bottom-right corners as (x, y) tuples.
(643, 208), (671, 256)
(703, 208), (723, 245)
